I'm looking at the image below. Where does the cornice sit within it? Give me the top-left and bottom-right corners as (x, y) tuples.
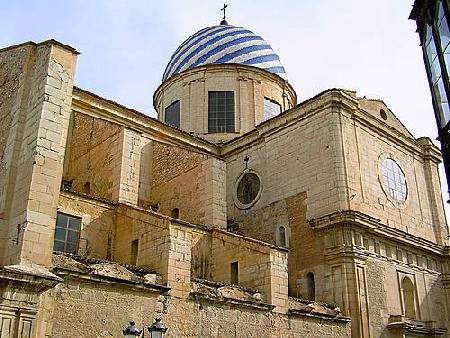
(352, 107), (441, 162)
(72, 87), (220, 157)
(153, 63), (297, 110)
(220, 89), (359, 156)
(308, 210), (445, 255)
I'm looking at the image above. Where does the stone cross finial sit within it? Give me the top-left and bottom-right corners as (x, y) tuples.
(221, 3), (228, 20)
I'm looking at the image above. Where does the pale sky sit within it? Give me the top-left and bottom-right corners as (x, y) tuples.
(2, 1), (449, 214)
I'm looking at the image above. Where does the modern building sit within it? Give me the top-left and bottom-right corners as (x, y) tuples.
(410, 0), (450, 201)
(0, 17), (450, 338)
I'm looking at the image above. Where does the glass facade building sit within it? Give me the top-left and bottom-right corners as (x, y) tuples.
(411, 0), (450, 198)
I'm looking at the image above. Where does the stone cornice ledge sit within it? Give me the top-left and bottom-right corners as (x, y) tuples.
(72, 87), (220, 157)
(190, 292), (275, 311)
(308, 210), (444, 254)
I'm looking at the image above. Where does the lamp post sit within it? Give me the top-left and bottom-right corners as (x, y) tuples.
(123, 319), (168, 338)
(123, 321), (142, 338)
(148, 318), (168, 338)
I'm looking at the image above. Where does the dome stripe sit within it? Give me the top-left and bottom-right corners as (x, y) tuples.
(171, 26), (215, 56)
(173, 30), (253, 74)
(163, 26), (234, 79)
(251, 60), (284, 70)
(213, 44), (272, 63)
(162, 25), (288, 81)
(242, 54), (280, 65)
(188, 36), (264, 70)
(167, 28), (250, 79)
(206, 40), (268, 63)
(227, 48), (275, 64)
(167, 26), (233, 69)
(262, 66), (286, 74)
(163, 26), (216, 78)
(172, 30), (254, 76)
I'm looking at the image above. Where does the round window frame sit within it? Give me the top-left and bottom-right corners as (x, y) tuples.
(378, 154), (408, 205)
(233, 169), (263, 210)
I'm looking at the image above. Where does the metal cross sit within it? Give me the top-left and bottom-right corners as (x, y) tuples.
(221, 3), (228, 20)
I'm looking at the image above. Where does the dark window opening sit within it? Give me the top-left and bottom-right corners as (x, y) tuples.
(306, 272), (315, 301)
(165, 100), (181, 128)
(131, 239), (139, 265)
(53, 212), (81, 254)
(264, 97), (282, 121)
(83, 182), (91, 194)
(227, 219), (239, 233)
(171, 208), (180, 219)
(231, 261), (239, 285)
(279, 226), (287, 247)
(208, 91), (234, 133)
(237, 173), (261, 205)
(61, 180), (73, 191)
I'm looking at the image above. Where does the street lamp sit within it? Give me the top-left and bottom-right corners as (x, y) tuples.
(148, 318), (168, 338)
(123, 321), (142, 338)
(123, 319), (168, 338)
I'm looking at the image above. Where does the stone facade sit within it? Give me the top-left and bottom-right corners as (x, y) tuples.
(0, 34), (449, 338)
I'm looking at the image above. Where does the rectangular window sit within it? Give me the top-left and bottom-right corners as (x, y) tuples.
(165, 100), (180, 128)
(208, 91), (234, 133)
(53, 212), (81, 254)
(131, 239), (139, 265)
(264, 97), (281, 121)
(230, 261), (239, 284)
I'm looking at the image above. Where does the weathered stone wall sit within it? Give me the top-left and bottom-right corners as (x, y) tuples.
(0, 41), (77, 266)
(150, 142), (226, 228)
(63, 111), (123, 200)
(318, 219), (450, 337)
(231, 196), (289, 245)
(37, 276), (163, 337)
(39, 276), (350, 338)
(0, 44), (35, 263)
(362, 257), (447, 338)
(210, 229), (289, 311)
(225, 92), (349, 231)
(342, 97), (448, 244)
(150, 141), (207, 224)
(191, 228), (212, 280)
(58, 191), (116, 259)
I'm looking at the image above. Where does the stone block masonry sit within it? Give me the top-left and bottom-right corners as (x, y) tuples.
(0, 41), (78, 267)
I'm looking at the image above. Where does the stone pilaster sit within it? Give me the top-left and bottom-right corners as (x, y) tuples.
(0, 41), (78, 267)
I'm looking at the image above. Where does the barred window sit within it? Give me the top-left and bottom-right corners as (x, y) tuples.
(208, 91), (234, 133)
(165, 100), (180, 128)
(53, 212), (81, 254)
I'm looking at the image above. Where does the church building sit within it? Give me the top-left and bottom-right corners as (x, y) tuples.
(0, 15), (449, 338)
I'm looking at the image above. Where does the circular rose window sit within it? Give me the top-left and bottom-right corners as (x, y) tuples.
(234, 171), (262, 209)
(380, 158), (407, 202)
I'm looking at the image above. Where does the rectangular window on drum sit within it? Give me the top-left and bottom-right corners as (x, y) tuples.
(165, 100), (181, 128)
(208, 91), (235, 133)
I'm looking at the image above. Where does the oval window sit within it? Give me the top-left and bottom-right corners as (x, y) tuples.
(380, 158), (407, 202)
(237, 173), (260, 205)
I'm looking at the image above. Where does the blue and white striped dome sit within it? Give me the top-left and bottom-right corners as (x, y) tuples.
(162, 24), (287, 82)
